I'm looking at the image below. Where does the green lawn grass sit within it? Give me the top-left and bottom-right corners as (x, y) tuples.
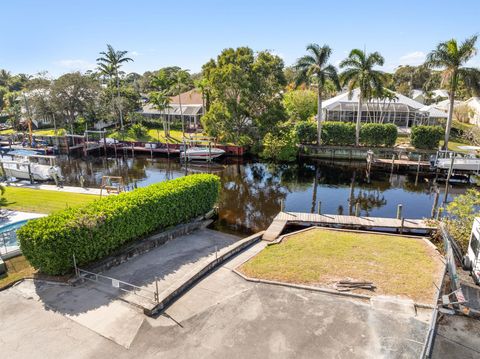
(1, 187), (97, 214)
(0, 255), (36, 289)
(240, 227), (442, 303)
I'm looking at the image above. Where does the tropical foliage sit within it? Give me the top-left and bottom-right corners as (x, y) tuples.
(200, 47), (287, 145)
(425, 35), (480, 149)
(294, 44), (340, 144)
(410, 125), (444, 149)
(18, 174), (220, 275)
(340, 49), (386, 145)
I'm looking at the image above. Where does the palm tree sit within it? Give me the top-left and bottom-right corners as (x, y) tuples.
(425, 35), (480, 149)
(340, 49), (385, 146)
(294, 44), (340, 144)
(173, 69), (190, 137)
(96, 44), (133, 131)
(149, 91), (171, 136)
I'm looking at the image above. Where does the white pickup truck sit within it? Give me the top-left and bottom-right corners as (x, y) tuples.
(462, 217), (480, 285)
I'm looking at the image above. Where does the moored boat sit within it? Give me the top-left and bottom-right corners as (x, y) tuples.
(180, 146), (225, 161)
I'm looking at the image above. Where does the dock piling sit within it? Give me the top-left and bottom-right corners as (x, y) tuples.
(396, 204), (403, 219)
(317, 201), (322, 215)
(355, 202), (360, 217)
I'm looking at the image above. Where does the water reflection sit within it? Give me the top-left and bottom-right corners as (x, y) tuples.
(57, 155), (471, 236)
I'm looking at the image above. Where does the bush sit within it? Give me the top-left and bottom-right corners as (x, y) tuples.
(18, 174), (220, 275)
(294, 121), (317, 144)
(129, 123), (148, 138)
(283, 89), (317, 122)
(321, 122), (356, 145)
(360, 123), (398, 147)
(445, 189), (480, 252)
(261, 131), (298, 162)
(411, 125), (443, 149)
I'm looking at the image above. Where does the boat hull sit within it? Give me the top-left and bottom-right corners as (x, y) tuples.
(180, 147), (225, 161)
(436, 158), (480, 171)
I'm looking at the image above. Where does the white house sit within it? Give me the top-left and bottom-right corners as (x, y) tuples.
(322, 88), (447, 129)
(464, 97), (480, 126)
(410, 89), (448, 105)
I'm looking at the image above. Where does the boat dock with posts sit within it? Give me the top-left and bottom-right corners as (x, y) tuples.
(263, 205), (436, 241)
(366, 150), (431, 172)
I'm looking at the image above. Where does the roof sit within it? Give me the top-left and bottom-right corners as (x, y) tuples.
(169, 89), (203, 105)
(323, 88), (425, 110)
(323, 88), (448, 118)
(418, 105), (448, 118)
(141, 102), (203, 116)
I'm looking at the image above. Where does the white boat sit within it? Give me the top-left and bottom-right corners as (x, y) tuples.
(431, 150), (480, 172)
(0, 152), (63, 181)
(180, 146), (225, 161)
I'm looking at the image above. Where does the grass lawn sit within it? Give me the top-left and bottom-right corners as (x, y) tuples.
(0, 128), (63, 136)
(1, 187), (97, 214)
(240, 227), (443, 303)
(0, 256), (36, 289)
(109, 128), (219, 145)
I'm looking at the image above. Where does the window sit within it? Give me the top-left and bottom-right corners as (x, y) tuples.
(471, 233), (480, 257)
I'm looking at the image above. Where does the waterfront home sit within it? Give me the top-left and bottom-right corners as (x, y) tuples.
(464, 97), (480, 126)
(322, 88), (447, 130)
(141, 89), (204, 130)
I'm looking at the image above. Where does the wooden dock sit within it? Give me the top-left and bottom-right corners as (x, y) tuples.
(263, 212), (436, 241)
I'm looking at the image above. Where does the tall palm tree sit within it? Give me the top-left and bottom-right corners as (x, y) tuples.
(173, 69), (190, 137)
(96, 44), (133, 131)
(149, 91), (171, 136)
(294, 44), (340, 144)
(340, 49), (385, 146)
(425, 35), (480, 149)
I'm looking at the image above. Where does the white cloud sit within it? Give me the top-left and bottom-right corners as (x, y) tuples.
(130, 51), (140, 57)
(54, 59), (95, 71)
(398, 51), (426, 66)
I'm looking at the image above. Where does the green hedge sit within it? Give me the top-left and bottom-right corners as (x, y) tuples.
(294, 121), (317, 144)
(360, 123), (398, 147)
(321, 121), (356, 145)
(18, 174), (220, 275)
(410, 125), (444, 149)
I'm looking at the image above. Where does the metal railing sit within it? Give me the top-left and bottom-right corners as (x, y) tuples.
(73, 255), (159, 304)
(0, 228), (19, 255)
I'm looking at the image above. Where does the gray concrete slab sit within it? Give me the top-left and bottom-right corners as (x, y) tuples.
(431, 314), (480, 359)
(1, 258), (432, 359)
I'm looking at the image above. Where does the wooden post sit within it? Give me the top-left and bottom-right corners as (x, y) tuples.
(396, 204), (403, 219)
(131, 143), (134, 157)
(355, 202), (360, 217)
(317, 201), (322, 215)
(103, 133), (107, 156)
(114, 143), (117, 157)
(400, 217), (405, 234)
(280, 199), (285, 212)
(436, 207), (443, 220)
(28, 164), (33, 184)
(443, 155), (455, 204)
(391, 154), (395, 173)
(431, 189), (439, 218)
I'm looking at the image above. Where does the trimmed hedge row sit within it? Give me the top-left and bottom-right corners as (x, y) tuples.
(360, 123), (398, 147)
(411, 125), (443, 149)
(320, 121), (397, 146)
(18, 174), (220, 275)
(321, 121), (356, 145)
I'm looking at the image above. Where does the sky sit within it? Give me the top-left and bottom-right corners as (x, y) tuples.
(2, 0), (480, 77)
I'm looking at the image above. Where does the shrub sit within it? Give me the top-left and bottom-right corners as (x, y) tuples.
(129, 123), (148, 138)
(360, 123), (398, 147)
(294, 121), (317, 144)
(445, 189), (480, 252)
(410, 125), (444, 149)
(321, 121), (356, 145)
(261, 131), (298, 162)
(283, 89), (317, 121)
(18, 174), (220, 275)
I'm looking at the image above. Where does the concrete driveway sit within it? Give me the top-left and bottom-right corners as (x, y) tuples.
(0, 238), (432, 358)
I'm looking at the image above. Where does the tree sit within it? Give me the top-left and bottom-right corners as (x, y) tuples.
(51, 72), (101, 133)
(96, 44), (133, 131)
(201, 47), (286, 145)
(283, 89), (317, 122)
(425, 35), (480, 149)
(148, 91), (171, 136)
(340, 49), (385, 146)
(294, 44), (340, 144)
(173, 69), (191, 136)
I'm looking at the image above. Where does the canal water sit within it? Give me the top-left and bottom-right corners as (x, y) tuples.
(57, 155), (471, 236)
